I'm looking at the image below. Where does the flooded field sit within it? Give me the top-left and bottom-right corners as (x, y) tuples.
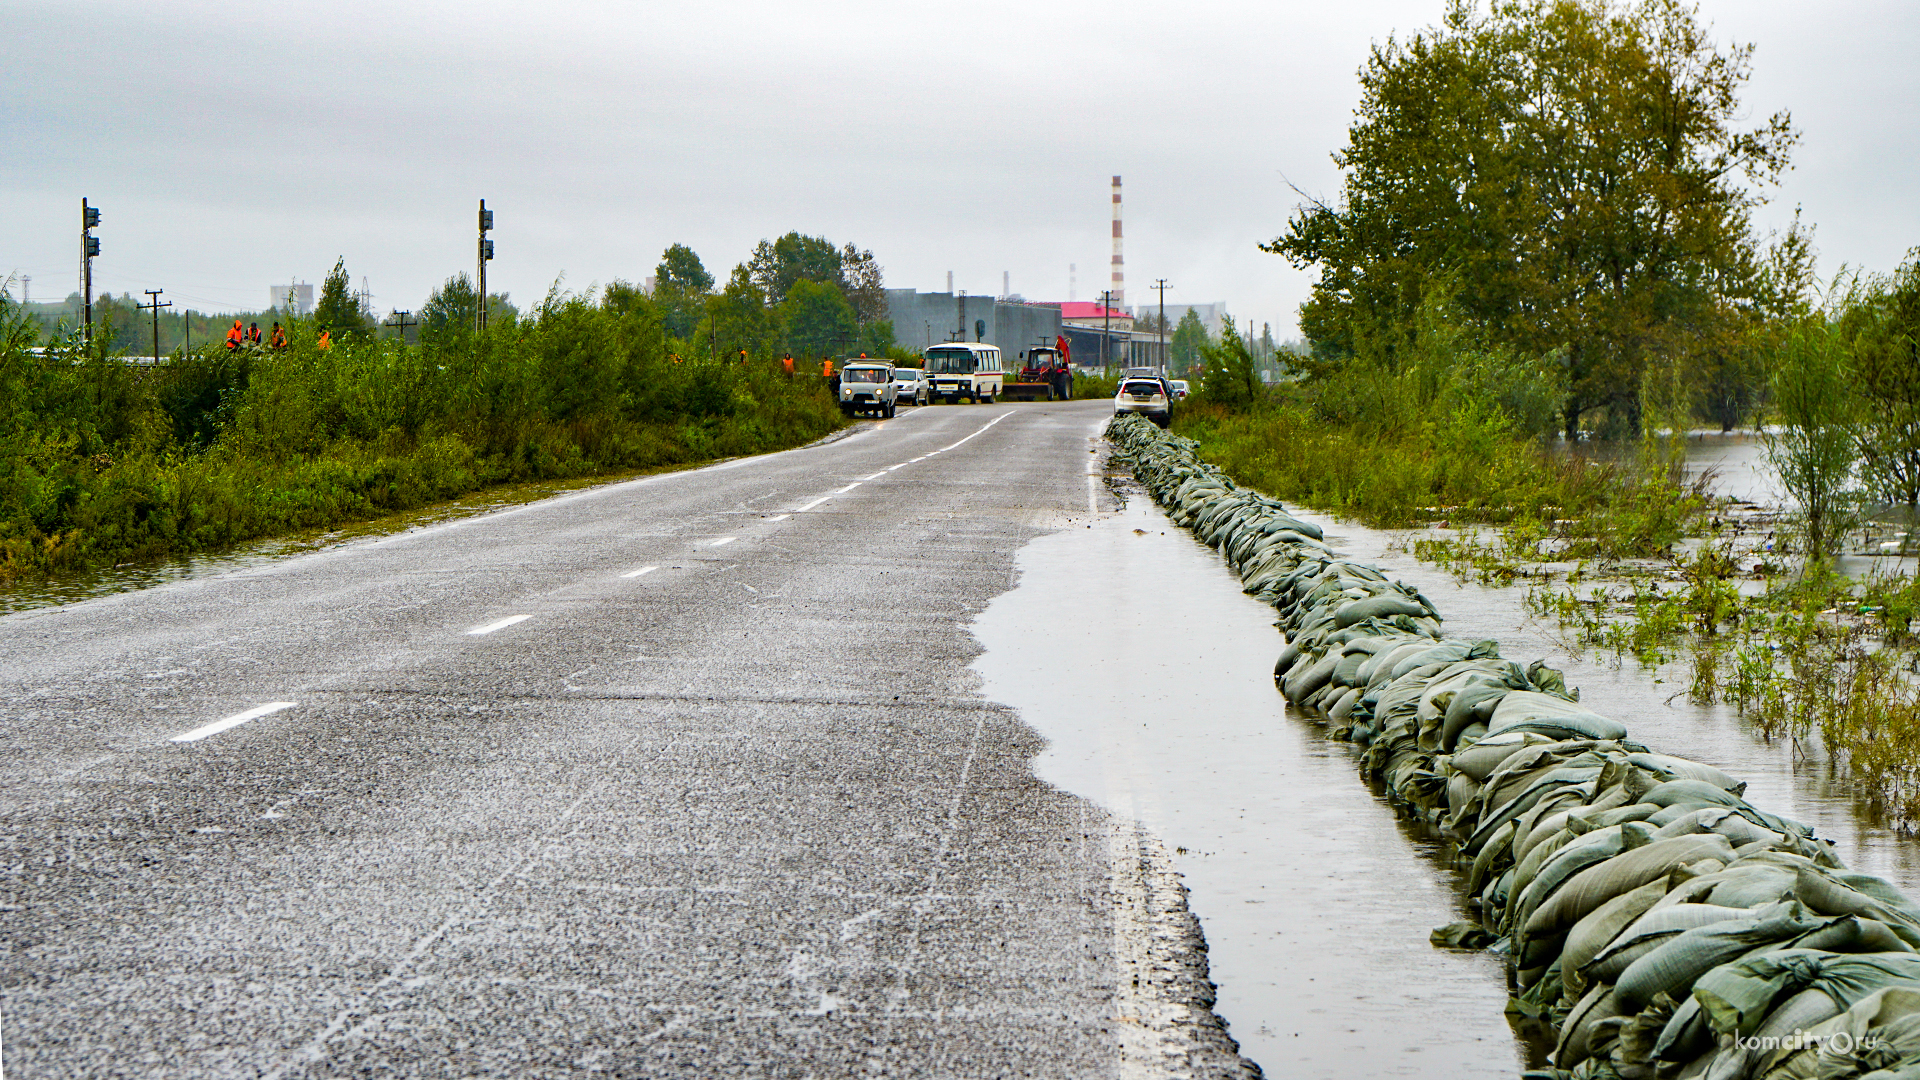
(976, 427), (1920, 1078)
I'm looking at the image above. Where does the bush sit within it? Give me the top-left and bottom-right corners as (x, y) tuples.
(0, 286), (845, 580)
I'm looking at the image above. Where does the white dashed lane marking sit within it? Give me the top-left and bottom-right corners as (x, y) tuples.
(711, 537), (736, 547)
(620, 566), (658, 579)
(171, 701), (298, 743)
(468, 614), (533, 636)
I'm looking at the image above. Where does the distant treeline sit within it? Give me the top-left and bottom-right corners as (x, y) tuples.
(0, 229), (930, 580)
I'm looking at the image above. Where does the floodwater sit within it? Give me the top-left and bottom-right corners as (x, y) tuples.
(974, 493), (1520, 1077)
(974, 425), (1920, 1079)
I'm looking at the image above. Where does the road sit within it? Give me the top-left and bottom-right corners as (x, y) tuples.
(0, 401), (1258, 1079)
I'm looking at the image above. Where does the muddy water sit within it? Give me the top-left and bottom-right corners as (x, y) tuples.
(974, 494), (1521, 1077)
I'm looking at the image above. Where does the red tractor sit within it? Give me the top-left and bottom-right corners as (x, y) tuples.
(1006, 341), (1074, 402)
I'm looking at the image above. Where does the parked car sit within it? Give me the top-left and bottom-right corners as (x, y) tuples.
(1114, 377), (1171, 427)
(892, 366), (931, 406)
(839, 362), (898, 418)
(1170, 379), (1190, 400)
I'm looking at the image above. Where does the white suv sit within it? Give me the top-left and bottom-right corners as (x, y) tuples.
(1114, 377), (1171, 427)
(892, 367), (930, 406)
(839, 362), (898, 418)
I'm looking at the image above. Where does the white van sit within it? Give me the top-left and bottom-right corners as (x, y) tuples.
(923, 342), (1005, 404)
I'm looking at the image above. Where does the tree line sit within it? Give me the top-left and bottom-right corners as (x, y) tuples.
(0, 228), (907, 580)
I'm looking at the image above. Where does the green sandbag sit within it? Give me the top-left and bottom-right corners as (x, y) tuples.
(1563, 879), (1672, 997)
(1625, 752), (1744, 795)
(1333, 593), (1431, 627)
(1488, 691), (1627, 742)
(1447, 732), (1558, 783)
(1795, 866), (1920, 948)
(1511, 823), (1648, 934)
(1615, 901), (1820, 1011)
(1759, 987), (1920, 1079)
(1692, 949), (1920, 1038)
(1582, 904), (1752, 985)
(1556, 982), (1623, 1067)
(1525, 833), (1736, 940)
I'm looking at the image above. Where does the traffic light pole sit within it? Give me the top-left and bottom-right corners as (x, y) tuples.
(476, 199), (494, 336)
(81, 198), (100, 353)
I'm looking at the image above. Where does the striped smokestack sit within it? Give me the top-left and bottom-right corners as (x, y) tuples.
(1110, 175), (1124, 308)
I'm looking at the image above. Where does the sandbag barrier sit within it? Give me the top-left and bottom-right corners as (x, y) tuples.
(1105, 412), (1920, 1079)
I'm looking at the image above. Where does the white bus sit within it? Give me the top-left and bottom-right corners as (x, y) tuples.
(922, 342), (1004, 403)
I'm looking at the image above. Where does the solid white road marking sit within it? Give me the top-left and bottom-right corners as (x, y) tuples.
(861, 471), (886, 481)
(766, 514), (790, 521)
(796, 497), (830, 512)
(711, 536), (736, 546)
(621, 566), (658, 578)
(469, 614), (533, 635)
(171, 701), (298, 743)
(836, 483), (860, 493)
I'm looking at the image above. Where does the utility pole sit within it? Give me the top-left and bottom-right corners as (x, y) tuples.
(476, 199), (494, 335)
(19, 275), (27, 307)
(1100, 289), (1114, 372)
(80, 198), (100, 353)
(138, 289), (172, 364)
(386, 309), (417, 345)
(1153, 279), (1170, 374)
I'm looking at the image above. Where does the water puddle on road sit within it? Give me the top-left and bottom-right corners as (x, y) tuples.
(973, 491), (1522, 1078)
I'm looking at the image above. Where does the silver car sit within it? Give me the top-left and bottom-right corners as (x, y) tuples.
(1114, 377), (1171, 427)
(891, 366), (931, 406)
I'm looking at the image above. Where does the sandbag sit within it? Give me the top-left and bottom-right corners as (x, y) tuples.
(1526, 833), (1737, 939)
(1615, 901), (1820, 1012)
(1692, 949), (1920, 1038)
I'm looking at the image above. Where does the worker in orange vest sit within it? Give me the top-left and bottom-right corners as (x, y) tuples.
(269, 322), (287, 350)
(821, 357), (834, 379)
(225, 320), (243, 351)
(781, 354), (794, 376)
(246, 322), (262, 346)
(317, 329), (332, 350)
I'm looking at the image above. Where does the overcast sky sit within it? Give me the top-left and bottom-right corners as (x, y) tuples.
(4, 1), (1915, 338)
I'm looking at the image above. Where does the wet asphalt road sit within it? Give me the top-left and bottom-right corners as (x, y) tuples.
(0, 401), (1255, 1079)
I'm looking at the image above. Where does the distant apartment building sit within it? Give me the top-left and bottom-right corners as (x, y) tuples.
(270, 283), (314, 315)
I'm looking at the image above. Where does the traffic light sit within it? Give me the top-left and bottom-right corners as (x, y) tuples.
(84, 206), (101, 228)
(481, 239), (495, 261)
(85, 236), (100, 257)
(480, 208), (493, 232)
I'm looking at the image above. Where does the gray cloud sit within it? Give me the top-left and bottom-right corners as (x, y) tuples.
(4, 0), (1913, 333)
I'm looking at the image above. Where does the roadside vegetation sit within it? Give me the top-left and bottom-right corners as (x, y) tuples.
(0, 231), (916, 581)
(1167, 0), (1920, 819)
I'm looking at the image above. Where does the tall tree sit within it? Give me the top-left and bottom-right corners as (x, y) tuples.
(1169, 309), (1209, 375)
(314, 257), (366, 339)
(748, 233), (842, 307)
(654, 244), (713, 340)
(701, 265), (782, 358)
(839, 243), (887, 324)
(781, 279), (857, 359)
(1848, 253), (1920, 511)
(1267, 0), (1797, 437)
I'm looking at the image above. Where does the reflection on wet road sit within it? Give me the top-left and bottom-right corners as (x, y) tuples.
(974, 458), (1522, 1078)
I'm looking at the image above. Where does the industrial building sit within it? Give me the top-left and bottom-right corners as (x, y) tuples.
(881, 289), (1065, 366)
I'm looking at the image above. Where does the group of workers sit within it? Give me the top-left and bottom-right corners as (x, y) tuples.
(222, 319), (308, 352)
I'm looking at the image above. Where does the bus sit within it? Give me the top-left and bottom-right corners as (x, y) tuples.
(922, 342), (1004, 404)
